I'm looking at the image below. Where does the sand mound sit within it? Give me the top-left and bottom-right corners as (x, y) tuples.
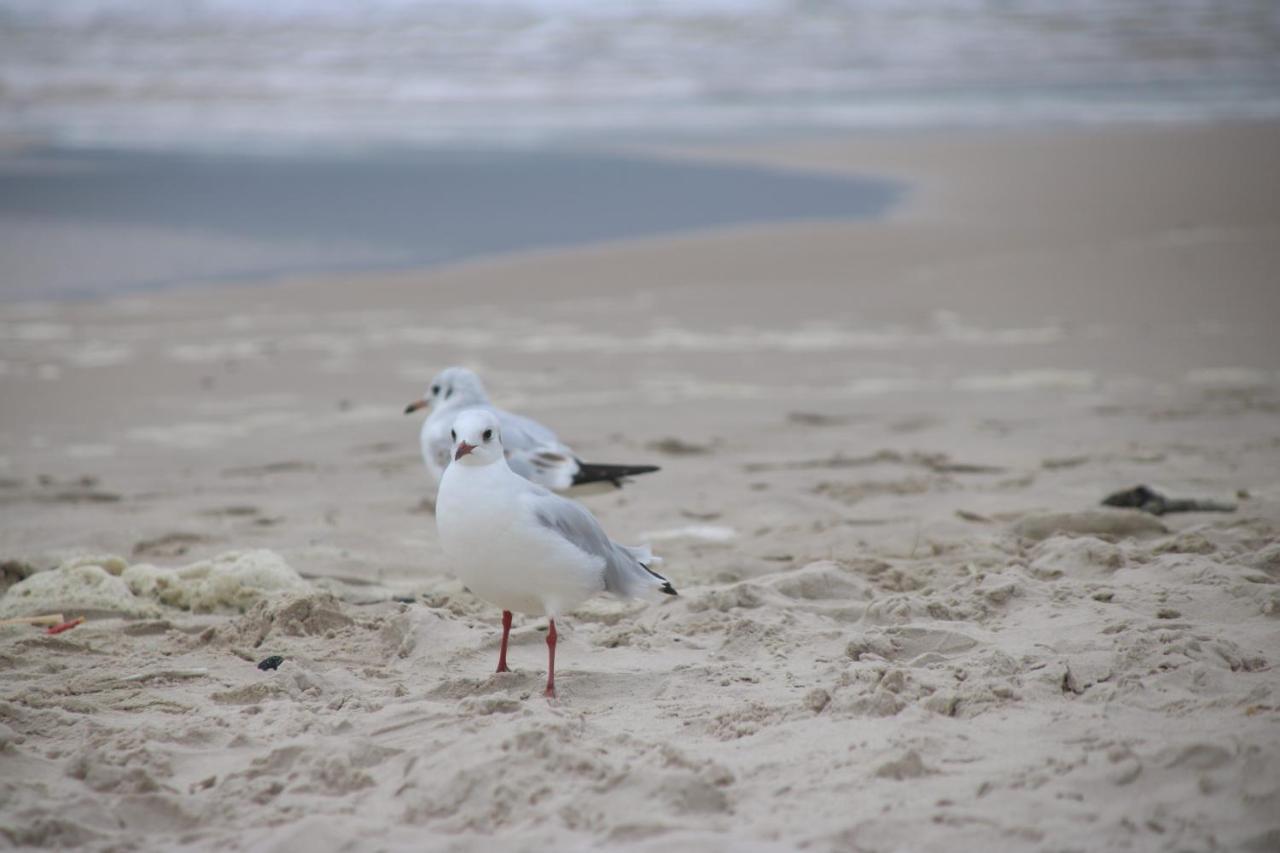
(213, 591), (357, 649)
(1027, 535), (1125, 579)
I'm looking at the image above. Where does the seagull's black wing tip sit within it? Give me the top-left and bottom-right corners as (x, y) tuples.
(571, 461), (661, 488)
(643, 563), (678, 596)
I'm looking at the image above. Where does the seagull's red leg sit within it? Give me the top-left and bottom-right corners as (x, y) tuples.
(497, 610), (512, 673)
(544, 619), (557, 698)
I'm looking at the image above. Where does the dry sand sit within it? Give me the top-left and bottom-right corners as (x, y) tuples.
(1, 123), (1279, 852)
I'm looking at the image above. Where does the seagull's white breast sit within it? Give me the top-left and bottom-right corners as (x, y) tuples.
(436, 462), (605, 617)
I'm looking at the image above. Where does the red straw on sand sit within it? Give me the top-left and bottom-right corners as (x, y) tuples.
(46, 617), (85, 635)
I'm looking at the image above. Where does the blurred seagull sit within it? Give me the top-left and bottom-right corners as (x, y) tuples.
(405, 366), (659, 494)
(436, 409), (676, 697)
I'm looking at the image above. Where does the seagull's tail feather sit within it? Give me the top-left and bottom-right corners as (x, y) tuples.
(612, 544), (677, 599)
(571, 461), (660, 489)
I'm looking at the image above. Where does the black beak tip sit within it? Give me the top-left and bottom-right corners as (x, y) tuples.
(403, 404), (415, 415)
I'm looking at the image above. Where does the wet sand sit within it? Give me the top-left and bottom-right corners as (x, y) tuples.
(1, 122), (1279, 851)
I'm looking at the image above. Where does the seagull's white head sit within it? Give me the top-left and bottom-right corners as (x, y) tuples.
(404, 367), (488, 416)
(449, 409), (504, 466)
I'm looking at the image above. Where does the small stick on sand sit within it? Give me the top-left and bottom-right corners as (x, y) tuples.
(0, 614), (65, 627)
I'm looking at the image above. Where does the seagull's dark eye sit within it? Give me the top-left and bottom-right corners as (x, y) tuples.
(482, 429), (493, 442)
(450, 429), (456, 441)
(431, 384), (440, 396)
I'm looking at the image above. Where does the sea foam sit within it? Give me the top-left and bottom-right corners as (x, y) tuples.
(0, 550), (309, 619)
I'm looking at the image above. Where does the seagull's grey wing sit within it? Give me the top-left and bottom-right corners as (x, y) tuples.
(526, 491), (676, 601)
(496, 408), (581, 490)
(507, 445), (581, 491)
(496, 408), (564, 451)
(494, 407), (660, 492)
(528, 490), (612, 561)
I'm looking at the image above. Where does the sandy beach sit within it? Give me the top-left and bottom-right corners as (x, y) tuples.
(1, 122), (1279, 851)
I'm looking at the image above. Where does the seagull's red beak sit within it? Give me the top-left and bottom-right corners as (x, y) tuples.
(404, 398), (429, 415)
(454, 441), (476, 461)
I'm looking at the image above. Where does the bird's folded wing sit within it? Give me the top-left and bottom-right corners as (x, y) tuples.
(527, 491), (668, 599)
(497, 408), (562, 449)
(527, 491), (614, 564)
(508, 443), (580, 490)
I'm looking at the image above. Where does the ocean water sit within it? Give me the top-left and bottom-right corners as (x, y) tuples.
(0, 146), (900, 299)
(2, 0), (1278, 150)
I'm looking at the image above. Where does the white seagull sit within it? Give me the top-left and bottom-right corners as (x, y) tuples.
(435, 409), (676, 697)
(405, 367), (659, 495)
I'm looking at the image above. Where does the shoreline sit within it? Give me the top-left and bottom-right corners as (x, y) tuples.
(6, 117), (1279, 307)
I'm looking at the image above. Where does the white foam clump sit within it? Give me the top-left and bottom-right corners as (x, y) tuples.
(0, 550), (309, 619)
(121, 550), (309, 613)
(0, 556), (152, 619)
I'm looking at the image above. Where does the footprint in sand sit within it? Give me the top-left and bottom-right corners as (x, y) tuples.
(847, 626), (980, 665)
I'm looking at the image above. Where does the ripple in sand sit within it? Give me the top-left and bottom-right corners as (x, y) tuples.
(954, 370), (1095, 392)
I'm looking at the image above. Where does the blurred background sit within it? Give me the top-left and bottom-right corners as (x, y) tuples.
(1, 0), (1279, 301)
(3, 0), (1279, 150)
